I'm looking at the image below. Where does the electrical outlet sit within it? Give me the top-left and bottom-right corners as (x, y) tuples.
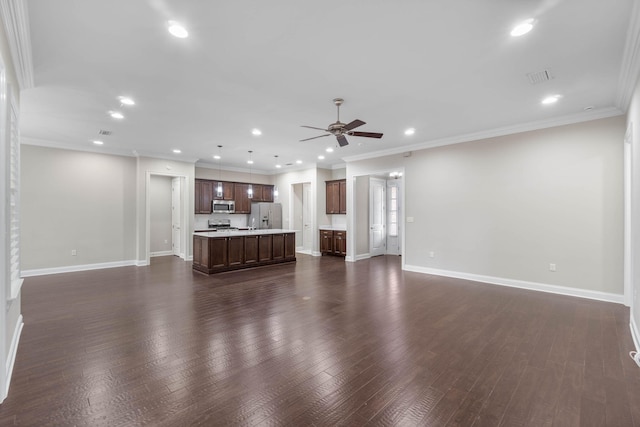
(549, 263), (556, 272)
(407, 217), (414, 223)
(164, 239), (168, 244)
(429, 251), (435, 258)
(71, 249), (77, 256)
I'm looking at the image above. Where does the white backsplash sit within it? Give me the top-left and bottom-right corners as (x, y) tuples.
(194, 214), (248, 230)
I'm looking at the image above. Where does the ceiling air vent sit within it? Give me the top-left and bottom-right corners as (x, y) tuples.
(526, 69), (553, 85)
(98, 129), (112, 136)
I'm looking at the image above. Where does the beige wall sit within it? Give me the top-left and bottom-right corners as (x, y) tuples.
(21, 145), (137, 269)
(349, 116), (625, 295)
(627, 77), (640, 343)
(0, 10), (21, 396)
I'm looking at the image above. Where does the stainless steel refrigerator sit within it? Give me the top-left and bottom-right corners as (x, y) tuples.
(248, 203), (282, 229)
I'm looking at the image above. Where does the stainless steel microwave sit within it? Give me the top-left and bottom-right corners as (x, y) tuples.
(212, 200), (235, 213)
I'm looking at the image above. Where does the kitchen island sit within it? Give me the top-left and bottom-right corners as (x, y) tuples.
(193, 229), (296, 274)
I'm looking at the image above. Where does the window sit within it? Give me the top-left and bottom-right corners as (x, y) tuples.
(388, 185), (398, 237)
(7, 88), (21, 300)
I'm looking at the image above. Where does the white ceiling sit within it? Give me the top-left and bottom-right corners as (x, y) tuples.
(20, 0), (634, 173)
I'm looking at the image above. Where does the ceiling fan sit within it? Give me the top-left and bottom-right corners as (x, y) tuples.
(300, 98), (383, 147)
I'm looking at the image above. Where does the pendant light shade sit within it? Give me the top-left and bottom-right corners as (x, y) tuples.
(248, 151), (253, 199)
(216, 145), (223, 198)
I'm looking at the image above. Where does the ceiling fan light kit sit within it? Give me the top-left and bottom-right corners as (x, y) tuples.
(301, 98), (383, 147)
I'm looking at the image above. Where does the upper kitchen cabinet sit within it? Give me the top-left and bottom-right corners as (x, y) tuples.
(326, 179), (346, 214)
(212, 181), (234, 200)
(234, 182), (251, 214)
(195, 179), (213, 214)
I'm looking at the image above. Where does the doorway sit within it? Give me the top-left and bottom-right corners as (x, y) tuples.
(145, 172), (187, 265)
(172, 177), (182, 257)
(292, 182), (313, 254)
(369, 177), (386, 257)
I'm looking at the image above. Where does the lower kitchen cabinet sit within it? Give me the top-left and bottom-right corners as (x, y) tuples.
(193, 232), (296, 274)
(320, 229), (347, 257)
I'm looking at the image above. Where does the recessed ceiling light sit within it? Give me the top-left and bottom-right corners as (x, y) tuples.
(247, 159), (254, 164)
(296, 160), (302, 164)
(173, 149), (181, 154)
(119, 96), (135, 106)
(109, 111), (124, 119)
(251, 128), (262, 136)
(541, 95), (561, 105)
(318, 155), (325, 160)
(404, 128), (415, 136)
(275, 164), (282, 169)
(92, 140), (104, 145)
(510, 19), (535, 37)
(326, 147), (334, 153)
(213, 155), (221, 160)
(168, 21), (188, 38)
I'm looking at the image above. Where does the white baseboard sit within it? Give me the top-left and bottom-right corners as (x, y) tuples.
(4, 314), (23, 400)
(150, 251), (173, 257)
(22, 260), (138, 277)
(403, 265), (625, 304)
(186, 255), (193, 261)
(355, 253), (371, 261)
(136, 260), (148, 267)
(631, 314), (640, 353)
(311, 251), (322, 257)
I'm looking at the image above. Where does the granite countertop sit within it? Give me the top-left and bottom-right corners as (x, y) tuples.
(193, 229), (297, 237)
(318, 225), (347, 231)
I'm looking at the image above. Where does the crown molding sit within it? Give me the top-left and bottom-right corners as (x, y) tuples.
(616, 0), (640, 111)
(0, 0), (34, 89)
(342, 107), (624, 163)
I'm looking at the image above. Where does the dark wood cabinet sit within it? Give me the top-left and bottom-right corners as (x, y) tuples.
(212, 181), (234, 200)
(333, 230), (347, 256)
(320, 230), (333, 253)
(320, 229), (347, 257)
(193, 232), (296, 274)
(244, 235), (259, 264)
(339, 180), (347, 214)
(285, 233), (295, 258)
(272, 234), (285, 260)
(227, 236), (244, 266)
(258, 234), (273, 262)
(195, 179), (213, 214)
(234, 183), (251, 214)
(196, 180), (273, 213)
(326, 179), (346, 214)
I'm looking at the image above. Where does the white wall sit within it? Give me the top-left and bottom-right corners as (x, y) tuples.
(21, 145), (137, 270)
(349, 116), (625, 298)
(150, 175), (172, 254)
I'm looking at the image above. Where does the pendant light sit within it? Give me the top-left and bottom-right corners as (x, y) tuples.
(247, 150), (254, 199)
(216, 145), (223, 198)
(273, 155), (280, 200)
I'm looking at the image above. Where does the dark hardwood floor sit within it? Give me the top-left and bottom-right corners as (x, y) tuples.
(1, 254), (639, 426)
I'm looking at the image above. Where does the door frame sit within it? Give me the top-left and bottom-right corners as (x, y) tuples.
(171, 177), (182, 257)
(369, 177), (386, 257)
(347, 167), (406, 266)
(145, 172), (188, 266)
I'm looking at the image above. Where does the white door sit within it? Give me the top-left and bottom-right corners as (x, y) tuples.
(370, 177), (386, 256)
(171, 177), (181, 257)
(302, 182), (312, 252)
(386, 179), (401, 255)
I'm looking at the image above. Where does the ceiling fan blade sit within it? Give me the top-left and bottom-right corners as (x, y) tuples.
(300, 134), (331, 142)
(301, 125), (330, 132)
(343, 119), (366, 131)
(348, 131), (384, 139)
(336, 134), (349, 147)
